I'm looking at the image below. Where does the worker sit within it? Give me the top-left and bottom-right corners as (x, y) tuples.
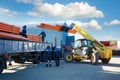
(61, 22), (72, 32)
(39, 30), (46, 42)
(20, 25), (27, 38)
(45, 45), (52, 67)
(53, 46), (60, 67)
(61, 22), (69, 32)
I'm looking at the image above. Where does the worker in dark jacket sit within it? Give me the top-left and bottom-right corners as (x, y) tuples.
(45, 45), (52, 67)
(53, 46), (60, 67)
(20, 25), (27, 38)
(39, 30), (46, 42)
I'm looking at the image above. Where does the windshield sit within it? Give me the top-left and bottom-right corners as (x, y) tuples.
(73, 39), (91, 48)
(81, 40), (87, 47)
(87, 40), (93, 47)
(73, 40), (81, 48)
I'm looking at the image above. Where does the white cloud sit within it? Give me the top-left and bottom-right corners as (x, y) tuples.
(104, 19), (120, 26)
(14, 19), (102, 31)
(0, 7), (18, 16)
(28, 1), (104, 19)
(57, 20), (102, 30)
(25, 21), (40, 25)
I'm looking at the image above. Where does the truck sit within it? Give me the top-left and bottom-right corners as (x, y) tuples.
(64, 23), (112, 64)
(100, 40), (120, 55)
(0, 22), (51, 73)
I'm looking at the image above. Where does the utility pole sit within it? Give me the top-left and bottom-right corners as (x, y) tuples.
(55, 37), (57, 46)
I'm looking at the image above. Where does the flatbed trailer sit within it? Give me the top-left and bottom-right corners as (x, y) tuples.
(0, 38), (50, 73)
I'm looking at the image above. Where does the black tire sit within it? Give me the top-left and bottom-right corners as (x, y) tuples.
(33, 58), (39, 64)
(64, 53), (73, 63)
(32, 53), (40, 64)
(90, 52), (99, 65)
(14, 56), (25, 64)
(0, 57), (5, 73)
(101, 58), (111, 64)
(14, 58), (25, 64)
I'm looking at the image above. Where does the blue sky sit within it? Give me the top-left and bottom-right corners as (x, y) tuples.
(0, 0), (120, 41)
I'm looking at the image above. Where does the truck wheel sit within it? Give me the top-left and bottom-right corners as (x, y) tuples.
(64, 54), (73, 63)
(90, 52), (99, 65)
(0, 57), (5, 73)
(14, 56), (25, 64)
(32, 53), (40, 64)
(14, 59), (25, 64)
(101, 58), (110, 64)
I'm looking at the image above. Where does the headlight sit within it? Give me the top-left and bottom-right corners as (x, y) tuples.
(72, 50), (75, 53)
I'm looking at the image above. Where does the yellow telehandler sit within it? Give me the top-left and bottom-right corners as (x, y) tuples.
(64, 23), (112, 64)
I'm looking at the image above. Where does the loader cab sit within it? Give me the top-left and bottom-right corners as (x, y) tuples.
(72, 39), (93, 49)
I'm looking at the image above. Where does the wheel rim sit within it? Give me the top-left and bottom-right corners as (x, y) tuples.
(91, 53), (95, 63)
(66, 54), (73, 61)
